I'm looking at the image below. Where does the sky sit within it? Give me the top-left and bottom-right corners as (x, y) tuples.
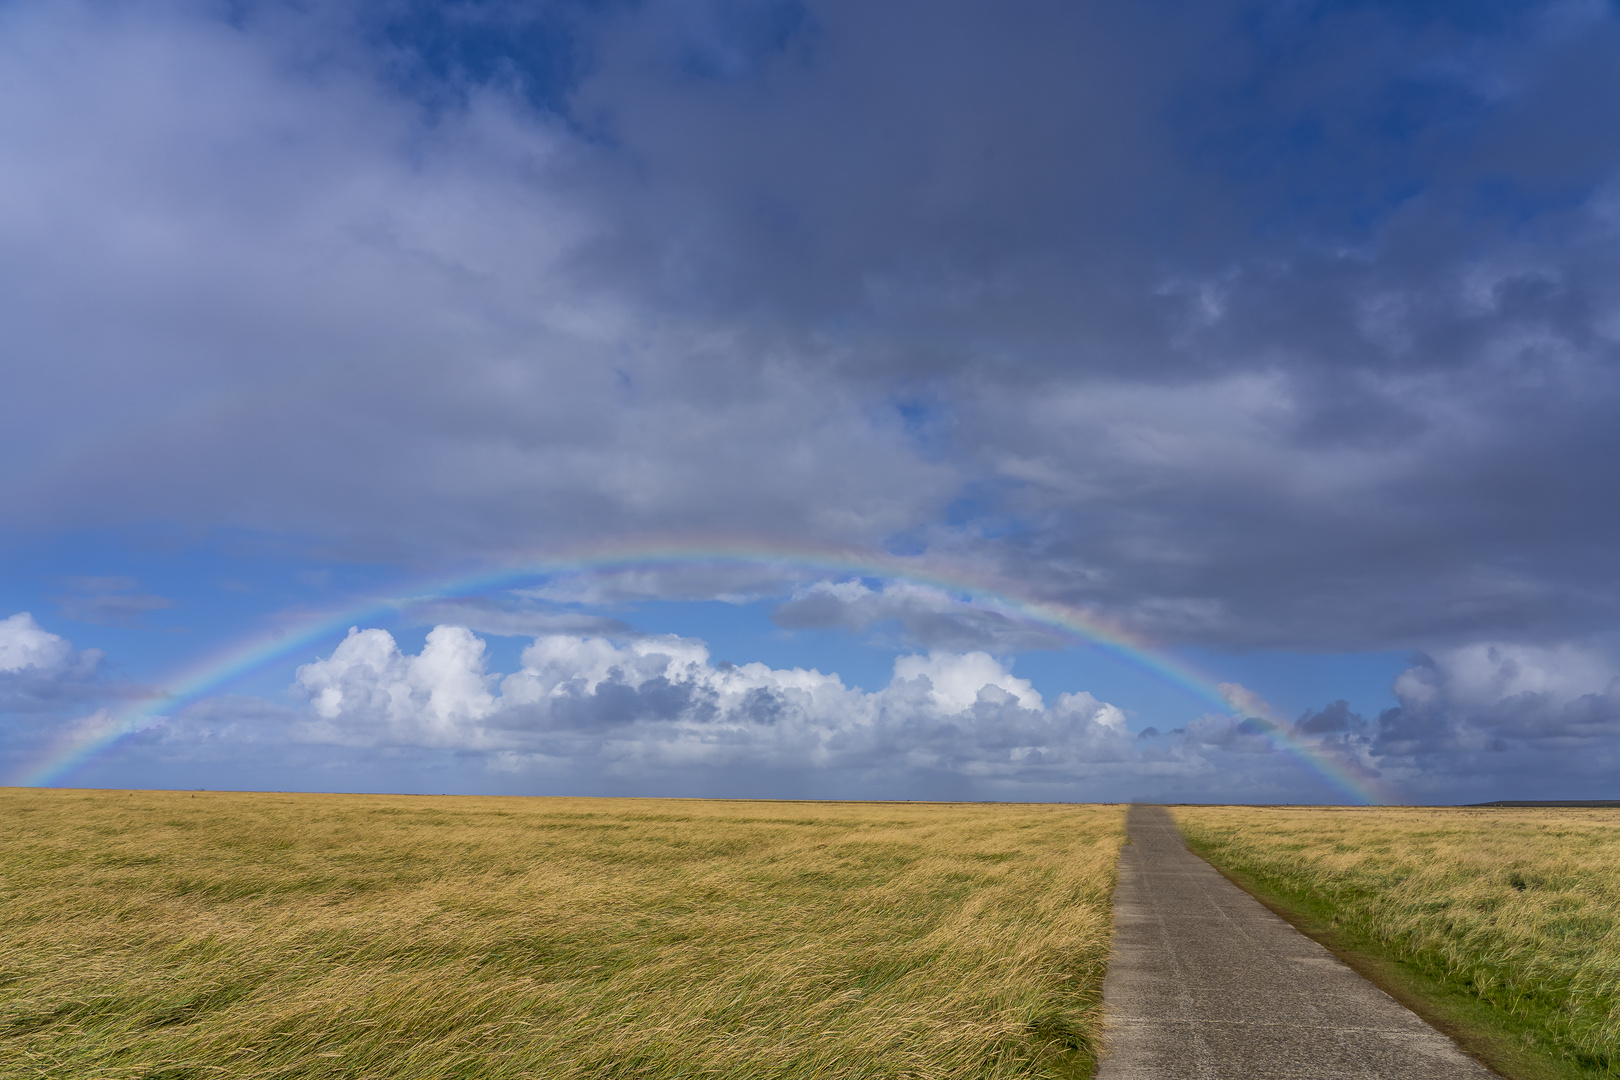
(4, 0), (1620, 804)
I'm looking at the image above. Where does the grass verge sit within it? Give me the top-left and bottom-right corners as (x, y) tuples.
(0, 789), (1123, 1080)
(1172, 806), (1620, 1080)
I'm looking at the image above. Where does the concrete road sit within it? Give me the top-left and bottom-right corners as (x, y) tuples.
(1097, 805), (1498, 1079)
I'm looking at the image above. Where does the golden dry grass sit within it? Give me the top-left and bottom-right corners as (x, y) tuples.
(1173, 805), (1620, 1076)
(0, 789), (1123, 1080)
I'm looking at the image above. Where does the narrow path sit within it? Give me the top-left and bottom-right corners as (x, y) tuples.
(1098, 805), (1497, 1079)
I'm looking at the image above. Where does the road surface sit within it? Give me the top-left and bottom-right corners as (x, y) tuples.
(1097, 805), (1498, 1079)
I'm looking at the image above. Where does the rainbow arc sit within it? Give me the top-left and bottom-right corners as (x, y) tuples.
(12, 540), (1395, 802)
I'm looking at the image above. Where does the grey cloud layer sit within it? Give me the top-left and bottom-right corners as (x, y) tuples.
(4, 0), (1619, 655)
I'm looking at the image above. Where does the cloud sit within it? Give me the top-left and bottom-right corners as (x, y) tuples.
(1228, 641), (1620, 800)
(401, 597), (633, 638)
(891, 651), (1044, 713)
(294, 626), (499, 747)
(60, 576), (138, 593)
(284, 623), (1135, 787)
(516, 565), (818, 607)
(0, 0), (1615, 661)
(0, 613), (73, 673)
(1295, 700), (1366, 737)
(1217, 682), (1274, 719)
(1, 0), (1619, 804)
(1377, 642), (1620, 756)
(772, 580), (1070, 652)
(1, 614), (1475, 803)
(0, 613), (111, 733)
(0, 0), (954, 565)
(55, 577), (175, 628)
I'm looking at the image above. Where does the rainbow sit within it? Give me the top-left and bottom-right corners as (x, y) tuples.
(11, 539), (1395, 802)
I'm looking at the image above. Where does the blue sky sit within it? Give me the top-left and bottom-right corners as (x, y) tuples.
(5, 0), (1620, 803)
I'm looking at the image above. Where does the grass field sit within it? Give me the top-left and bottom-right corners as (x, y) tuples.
(0, 789), (1123, 1080)
(1173, 805), (1620, 1080)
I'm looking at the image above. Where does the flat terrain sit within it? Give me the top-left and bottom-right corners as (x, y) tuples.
(1173, 806), (1620, 1080)
(0, 789), (1123, 1080)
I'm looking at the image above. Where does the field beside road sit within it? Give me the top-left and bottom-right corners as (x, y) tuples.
(0, 789), (1122, 1080)
(1173, 806), (1620, 1080)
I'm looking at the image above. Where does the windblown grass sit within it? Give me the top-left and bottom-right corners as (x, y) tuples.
(1173, 805), (1620, 1078)
(0, 789), (1122, 1080)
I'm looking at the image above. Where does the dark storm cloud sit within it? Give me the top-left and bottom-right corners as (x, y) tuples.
(2, 0), (1618, 659)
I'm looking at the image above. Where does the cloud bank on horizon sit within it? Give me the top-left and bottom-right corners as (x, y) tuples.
(4, 0), (1620, 800)
(9, 612), (1617, 802)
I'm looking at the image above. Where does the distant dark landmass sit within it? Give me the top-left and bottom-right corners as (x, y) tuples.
(1467, 800), (1620, 808)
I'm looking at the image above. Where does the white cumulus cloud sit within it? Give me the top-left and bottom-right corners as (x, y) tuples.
(288, 624), (1134, 784)
(294, 626), (498, 747)
(892, 651), (1043, 712)
(0, 613), (71, 673)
